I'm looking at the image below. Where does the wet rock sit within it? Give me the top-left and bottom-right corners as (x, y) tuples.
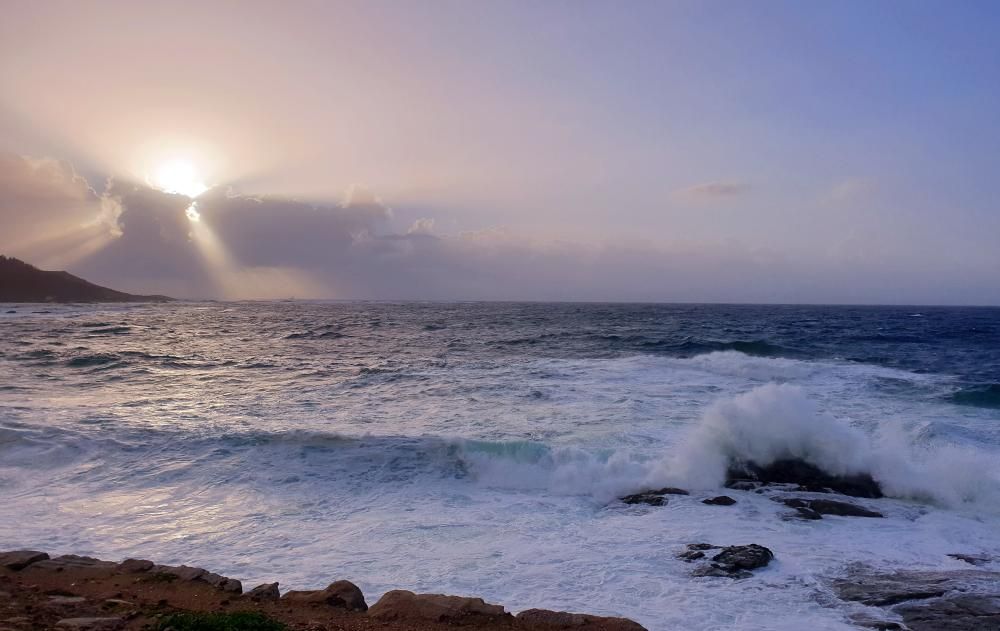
(620, 487), (689, 506)
(116, 559), (153, 573)
(948, 554), (991, 566)
(831, 568), (1000, 607)
(792, 506), (823, 520)
(711, 544), (774, 572)
(368, 590), (508, 622)
(849, 615), (904, 630)
(726, 458), (883, 498)
(282, 580), (366, 611)
(0, 551), (49, 571)
(691, 565), (753, 579)
(677, 543), (721, 562)
(244, 582), (280, 601)
(515, 608), (647, 630)
(896, 594), (1000, 630)
(54, 618), (122, 629)
(685, 543), (773, 579)
(702, 496), (736, 506)
(782, 497), (883, 518)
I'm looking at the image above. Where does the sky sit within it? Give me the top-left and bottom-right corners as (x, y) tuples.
(1, 0), (998, 304)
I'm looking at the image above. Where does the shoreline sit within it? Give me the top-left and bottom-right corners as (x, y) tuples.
(0, 550), (646, 630)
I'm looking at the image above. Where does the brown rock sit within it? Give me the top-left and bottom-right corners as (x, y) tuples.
(33, 555), (116, 572)
(54, 618), (122, 629)
(0, 551), (49, 571)
(368, 590), (507, 622)
(516, 608), (647, 630)
(244, 582), (280, 601)
(116, 559), (153, 573)
(282, 580), (367, 611)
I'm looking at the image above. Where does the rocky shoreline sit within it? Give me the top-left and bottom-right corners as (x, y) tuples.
(0, 550), (645, 631)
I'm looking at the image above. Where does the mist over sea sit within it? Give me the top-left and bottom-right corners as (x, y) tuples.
(2, 302), (999, 630)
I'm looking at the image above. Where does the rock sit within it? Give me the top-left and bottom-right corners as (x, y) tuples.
(151, 565), (241, 593)
(702, 496), (736, 506)
(515, 608), (647, 630)
(368, 590), (507, 622)
(948, 554), (991, 566)
(781, 497), (883, 518)
(677, 543), (721, 562)
(620, 487), (688, 506)
(684, 543), (773, 579)
(48, 596), (87, 605)
(0, 550), (49, 571)
(282, 580), (367, 611)
(711, 544), (774, 572)
(687, 543), (720, 551)
(244, 582), (280, 601)
(116, 559), (153, 573)
(691, 565), (753, 579)
(197, 571), (242, 594)
(792, 506), (823, 520)
(831, 568), (1000, 607)
(895, 594), (1000, 631)
(726, 458), (882, 498)
(102, 599), (133, 607)
(54, 618), (122, 629)
(32, 555), (117, 571)
(849, 615), (904, 630)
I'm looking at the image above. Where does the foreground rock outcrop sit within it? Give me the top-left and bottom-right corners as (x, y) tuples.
(0, 549), (648, 631)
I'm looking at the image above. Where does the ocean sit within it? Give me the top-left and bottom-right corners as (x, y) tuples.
(1, 302), (998, 629)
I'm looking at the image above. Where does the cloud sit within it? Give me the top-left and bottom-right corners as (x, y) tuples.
(676, 181), (750, 199)
(0, 153), (123, 269)
(407, 218), (436, 236)
(1, 153), (998, 305)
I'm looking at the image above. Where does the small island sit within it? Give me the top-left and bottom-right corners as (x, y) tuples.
(0, 256), (173, 303)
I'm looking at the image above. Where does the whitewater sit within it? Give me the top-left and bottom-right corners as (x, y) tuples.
(1, 302), (998, 630)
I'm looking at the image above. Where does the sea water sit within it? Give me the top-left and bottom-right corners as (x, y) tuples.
(1, 302), (998, 629)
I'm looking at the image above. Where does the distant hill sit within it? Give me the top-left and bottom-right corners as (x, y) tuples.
(0, 256), (174, 303)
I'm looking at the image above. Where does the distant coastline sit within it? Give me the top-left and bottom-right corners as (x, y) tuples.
(0, 256), (173, 303)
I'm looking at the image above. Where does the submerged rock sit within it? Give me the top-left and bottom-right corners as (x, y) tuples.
(726, 458), (883, 498)
(515, 608), (647, 630)
(782, 497), (883, 518)
(702, 495), (736, 506)
(368, 590), (508, 622)
(620, 487), (689, 506)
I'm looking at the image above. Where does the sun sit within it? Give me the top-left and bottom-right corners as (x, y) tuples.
(153, 159), (208, 198)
